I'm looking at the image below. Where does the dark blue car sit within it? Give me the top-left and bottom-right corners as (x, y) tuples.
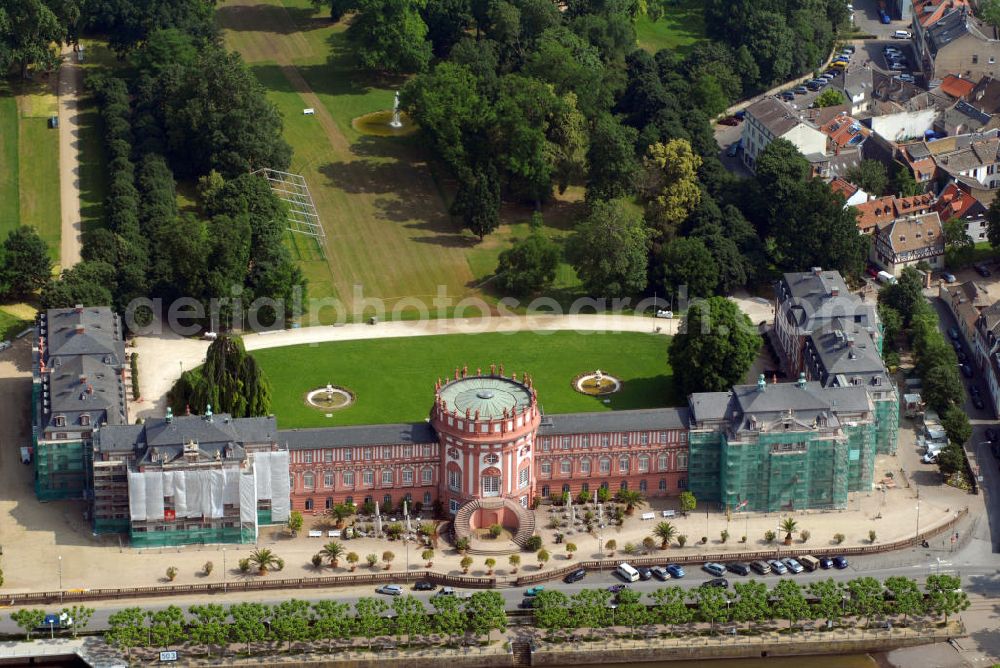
(666, 564), (686, 579)
(832, 556), (849, 569)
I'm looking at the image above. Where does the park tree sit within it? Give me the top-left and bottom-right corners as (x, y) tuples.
(170, 335), (272, 418)
(925, 574), (969, 623)
(640, 139), (702, 238)
(654, 236), (718, 300)
(567, 198), (649, 298)
(695, 583), (729, 632)
(287, 510), (304, 536)
(451, 165), (501, 240)
(942, 405), (972, 446)
(732, 580), (769, 632)
(348, 0), (432, 73)
(814, 87), (846, 108)
(936, 442), (966, 476)
(650, 586), (692, 627)
(534, 590), (572, 637)
(10, 609), (46, 641)
(653, 521), (677, 549)
(354, 597), (389, 649)
(2, 226), (52, 299)
(922, 365), (964, 415)
(105, 608), (146, 659)
(495, 223), (560, 295)
(270, 599), (314, 650)
(885, 576), (925, 625)
(891, 163), (923, 197)
(614, 589), (649, 637)
(390, 594), (429, 643)
(430, 592), (466, 642)
(62, 605), (94, 638)
(846, 160), (888, 197)
(188, 604), (229, 657)
(678, 491), (696, 515)
(772, 579), (810, 630)
(229, 603), (270, 655)
(421, 0), (472, 56)
(586, 113), (639, 202)
(0, 0), (62, 79)
(40, 261), (115, 310)
(980, 0), (1000, 27)
(569, 588), (612, 632)
(944, 217), (975, 269)
(465, 591), (507, 643)
(808, 579), (846, 628)
(147, 605), (185, 648)
(320, 541), (345, 568)
(669, 296), (761, 394)
(847, 577), (885, 628)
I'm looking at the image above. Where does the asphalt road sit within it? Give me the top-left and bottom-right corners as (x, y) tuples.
(2, 548), (986, 635)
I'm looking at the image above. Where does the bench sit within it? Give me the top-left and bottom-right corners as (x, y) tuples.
(640, 512), (656, 521)
(308, 530), (323, 538)
(661, 510), (676, 518)
(328, 530), (341, 538)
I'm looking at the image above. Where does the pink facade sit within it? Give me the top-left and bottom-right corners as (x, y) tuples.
(285, 372), (690, 515)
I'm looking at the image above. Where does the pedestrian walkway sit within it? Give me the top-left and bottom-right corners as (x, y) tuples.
(0, 637), (125, 668)
(56, 45), (83, 268)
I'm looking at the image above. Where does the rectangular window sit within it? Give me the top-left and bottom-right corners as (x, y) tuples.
(382, 470), (394, 485)
(449, 499), (459, 514)
(638, 457), (649, 472)
(640, 433), (649, 445)
(621, 434), (630, 446)
(519, 468), (529, 488)
(324, 450), (333, 463)
(448, 469), (461, 491)
(423, 445), (432, 457)
(403, 446), (412, 459)
(344, 449), (353, 462)
(303, 451), (313, 464)
(562, 437), (571, 449)
(542, 440), (551, 452)
(422, 468), (434, 484)
(402, 469), (414, 485)
(363, 470), (374, 486)
(343, 471), (354, 487)
(581, 435), (590, 447)
(364, 448), (373, 460)
(560, 460), (571, 475)
(324, 472), (334, 488)
(303, 472), (314, 489)
(599, 459), (611, 474)
(619, 458), (629, 473)
(601, 435), (610, 447)
(540, 461), (552, 476)
(482, 475), (500, 494)
(580, 459), (591, 474)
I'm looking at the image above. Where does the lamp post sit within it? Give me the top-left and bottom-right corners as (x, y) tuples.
(222, 548), (227, 593)
(915, 500), (921, 541)
(405, 536), (410, 573)
(58, 555), (62, 590)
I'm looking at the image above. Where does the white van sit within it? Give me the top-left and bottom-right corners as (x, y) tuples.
(894, 30), (912, 39)
(877, 270), (897, 285)
(616, 562), (640, 583)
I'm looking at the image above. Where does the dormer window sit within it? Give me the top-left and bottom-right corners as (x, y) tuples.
(54, 415), (66, 427)
(80, 414), (91, 426)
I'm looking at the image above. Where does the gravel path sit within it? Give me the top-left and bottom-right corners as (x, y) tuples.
(56, 45), (83, 268)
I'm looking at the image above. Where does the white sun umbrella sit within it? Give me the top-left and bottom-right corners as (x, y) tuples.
(404, 500), (412, 534)
(374, 500), (383, 538)
(597, 502), (603, 526)
(567, 494), (575, 525)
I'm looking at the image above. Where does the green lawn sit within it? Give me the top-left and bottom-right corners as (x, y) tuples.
(252, 331), (677, 427)
(16, 115), (60, 260)
(0, 307), (30, 340)
(635, 1), (707, 53)
(77, 97), (108, 234)
(0, 90), (19, 231)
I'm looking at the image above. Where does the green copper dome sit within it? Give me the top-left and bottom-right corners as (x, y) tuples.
(438, 376), (532, 419)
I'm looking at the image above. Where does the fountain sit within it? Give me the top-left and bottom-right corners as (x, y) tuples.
(305, 383), (354, 410)
(573, 369), (623, 396)
(351, 90), (418, 137)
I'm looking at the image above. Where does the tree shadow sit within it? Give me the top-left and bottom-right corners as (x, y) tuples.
(216, 4), (329, 35)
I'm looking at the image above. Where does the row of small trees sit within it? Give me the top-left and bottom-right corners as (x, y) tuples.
(100, 592), (507, 659)
(532, 575), (969, 639)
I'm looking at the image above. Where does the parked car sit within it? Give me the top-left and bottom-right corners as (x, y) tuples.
(376, 585), (403, 596)
(769, 559), (788, 575)
(819, 557), (834, 569)
(958, 350), (968, 363)
(922, 451), (938, 464)
(793, 86), (808, 94)
(961, 363), (974, 378)
(735, 110), (746, 120)
(750, 560), (772, 575)
(780, 91), (796, 101)
(842, 44), (856, 53)
(986, 428), (998, 442)
(433, 587), (460, 598)
(782, 558), (805, 574)
(608, 583), (629, 593)
(727, 140), (741, 157)
(949, 327), (961, 340)
(719, 116), (740, 126)
(896, 74), (916, 83)
(942, 272), (957, 283)
(806, 80), (822, 91)
(666, 564), (686, 579)
(702, 577), (730, 589)
(890, 62), (908, 71)
(973, 395), (985, 410)
(525, 586), (545, 596)
(413, 581), (436, 591)
(976, 264), (992, 277)
(655, 309), (674, 319)
(564, 568), (587, 584)
(726, 562), (751, 576)
(703, 562), (727, 577)
(970, 385), (981, 397)
(832, 556), (849, 569)
(651, 566), (670, 581)
(518, 598), (537, 609)
(637, 567), (653, 581)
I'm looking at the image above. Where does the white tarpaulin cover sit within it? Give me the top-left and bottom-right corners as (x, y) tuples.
(252, 450), (290, 522)
(239, 472), (258, 529)
(128, 470), (146, 521)
(128, 467), (244, 522)
(255, 453), (273, 499)
(145, 471), (165, 520)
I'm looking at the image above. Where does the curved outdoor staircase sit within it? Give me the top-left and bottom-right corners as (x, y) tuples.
(452, 498), (536, 551)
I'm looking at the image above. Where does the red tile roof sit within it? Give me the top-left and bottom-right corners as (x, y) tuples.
(913, 0), (971, 28)
(819, 114), (871, 149)
(939, 74), (976, 100)
(852, 193), (935, 234)
(932, 182), (984, 220)
(830, 177), (859, 200)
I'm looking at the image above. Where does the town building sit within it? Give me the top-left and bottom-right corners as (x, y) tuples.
(932, 181), (988, 241)
(31, 306), (129, 501)
(772, 268), (881, 376)
(940, 280), (992, 343)
(974, 302), (1000, 416)
(852, 193), (935, 235)
(740, 97), (825, 172)
(836, 66), (874, 116)
(687, 375), (882, 513)
(911, 0), (1000, 85)
(830, 177), (870, 207)
(871, 211), (945, 276)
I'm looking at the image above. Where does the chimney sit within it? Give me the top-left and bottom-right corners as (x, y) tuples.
(79, 374), (87, 385)
(204, 404), (213, 422)
(74, 304), (83, 314)
(165, 407), (173, 424)
(757, 374), (767, 392)
(811, 266), (823, 276)
(797, 372), (807, 388)
(75, 324), (85, 335)
(831, 287), (840, 297)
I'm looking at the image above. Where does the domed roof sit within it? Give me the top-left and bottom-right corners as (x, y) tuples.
(438, 376), (533, 419)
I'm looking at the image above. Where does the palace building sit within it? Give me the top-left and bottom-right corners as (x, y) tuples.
(31, 283), (898, 546)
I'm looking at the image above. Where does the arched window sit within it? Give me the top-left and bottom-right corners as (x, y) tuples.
(484, 453), (500, 465)
(481, 467), (502, 497)
(639, 480), (647, 492)
(383, 494), (392, 507)
(562, 483), (570, 493)
(303, 472), (315, 489)
(638, 455), (649, 472)
(620, 480), (628, 491)
(658, 479), (667, 491)
(600, 481), (609, 490)
(325, 497), (333, 509)
(305, 498), (314, 511)
(542, 485), (550, 498)
(423, 491), (432, 505)
(658, 453), (669, 471)
(678, 452), (688, 469)
(345, 496), (354, 506)
(599, 457), (611, 474)
(560, 459), (572, 475)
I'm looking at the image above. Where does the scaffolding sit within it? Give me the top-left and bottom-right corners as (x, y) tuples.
(687, 430), (723, 503)
(34, 440), (88, 501)
(252, 168), (325, 248)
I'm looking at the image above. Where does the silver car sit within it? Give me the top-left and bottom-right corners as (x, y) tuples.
(782, 558), (804, 574)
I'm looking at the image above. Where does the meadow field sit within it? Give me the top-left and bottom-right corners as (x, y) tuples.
(635, 0), (707, 53)
(252, 331), (678, 427)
